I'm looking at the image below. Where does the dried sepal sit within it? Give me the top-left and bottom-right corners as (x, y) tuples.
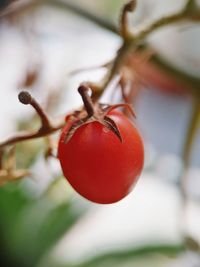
(104, 116), (123, 142)
(64, 114), (123, 144)
(105, 103), (136, 118)
(63, 84), (137, 144)
(64, 116), (89, 143)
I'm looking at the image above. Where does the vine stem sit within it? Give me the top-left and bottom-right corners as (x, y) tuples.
(185, 0), (196, 11)
(18, 91), (51, 129)
(0, 92), (66, 148)
(120, 0), (137, 39)
(0, 149), (4, 169)
(46, 0), (200, 94)
(181, 97), (200, 202)
(0, 126), (62, 148)
(102, 0), (200, 90)
(0, 0), (199, 149)
(180, 96), (200, 251)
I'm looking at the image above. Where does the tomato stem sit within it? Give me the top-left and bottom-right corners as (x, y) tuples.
(18, 91), (51, 129)
(78, 85), (95, 117)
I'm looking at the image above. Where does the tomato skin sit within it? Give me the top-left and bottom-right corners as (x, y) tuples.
(58, 111), (144, 204)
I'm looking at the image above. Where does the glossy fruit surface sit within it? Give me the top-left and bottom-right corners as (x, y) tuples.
(58, 111), (144, 204)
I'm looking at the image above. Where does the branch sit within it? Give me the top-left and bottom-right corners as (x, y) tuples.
(0, 92), (65, 148)
(18, 91), (51, 129)
(180, 97), (200, 201)
(185, 0), (196, 11)
(45, 0), (200, 93)
(177, 96), (200, 252)
(133, 4), (199, 40)
(102, 1), (200, 90)
(0, 128), (59, 148)
(182, 99), (200, 167)
(120, 0), (137, 39)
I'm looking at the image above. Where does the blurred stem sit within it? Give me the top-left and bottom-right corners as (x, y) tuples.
(180, 96), (200, 252)
(48, 0), (200, 95)
(0, 149), (3, 169)
(181, 97), (200, 201)
(103, 2), (200, 90)
(185, 0), (196, 11)
(47, 0), (118, 33)
(120, 0), (137, 39)
(183, 97), (200, 165)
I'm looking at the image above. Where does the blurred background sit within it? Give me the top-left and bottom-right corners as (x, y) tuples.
(0, 0), (200, 267)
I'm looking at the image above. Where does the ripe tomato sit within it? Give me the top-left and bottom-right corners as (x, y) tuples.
(58, 110), (144, 204)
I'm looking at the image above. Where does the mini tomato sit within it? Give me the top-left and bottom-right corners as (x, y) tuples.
(58, 85), (144, 204)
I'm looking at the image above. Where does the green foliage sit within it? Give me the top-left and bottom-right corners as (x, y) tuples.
(52, 244), (185, 267)
(16, 140), (43, 169)
(0, 183), (84, 267)
(16, 117), (43, 168)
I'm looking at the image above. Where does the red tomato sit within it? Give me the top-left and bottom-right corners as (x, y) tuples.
(58, 111), (144, 204)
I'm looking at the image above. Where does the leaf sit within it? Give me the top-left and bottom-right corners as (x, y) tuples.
(0, 184), (31, 267)
(53, 243), (185, 267)
(0, 182), (85, 267)
(9, 198), (83, 267)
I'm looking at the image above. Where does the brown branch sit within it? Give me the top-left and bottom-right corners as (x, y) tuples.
(45, 0), (200, 98)
(18, 91), (51, 129)
(102, 1), (200, 91)
(120, 0), (137, 39)
(0, 91), (66, 148)
(0, 126), (62, 148)
(69, 61), (112, 76)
